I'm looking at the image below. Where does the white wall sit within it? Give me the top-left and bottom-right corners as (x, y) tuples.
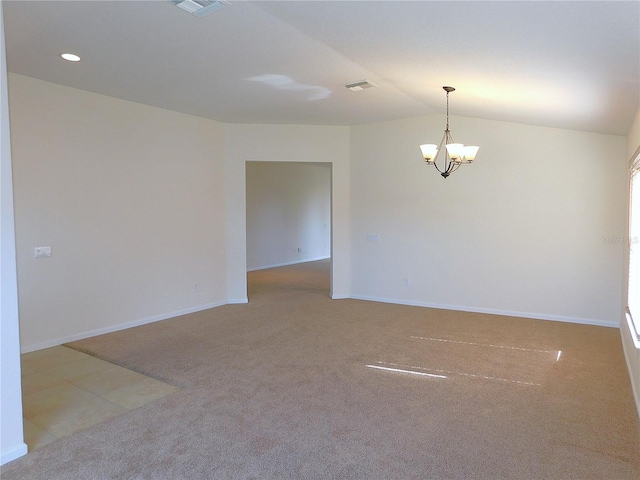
(246, 162), (330, 270)
(0, 4), (27, 465)
(622, 105), (640, 419)
(224, 124), (350, 301)
(350, 114), (627, 326)
(7, 72), (630, 344)
(9, 74), (228, 351)
(627, 107), (640, 161)
(8, 76), (352, 350)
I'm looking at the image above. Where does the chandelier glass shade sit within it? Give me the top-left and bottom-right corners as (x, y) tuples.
(420, 86), (479, 178)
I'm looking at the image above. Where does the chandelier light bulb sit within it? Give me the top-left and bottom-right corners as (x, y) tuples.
(463, 145), (479, 162)
(445, 143), (464, 162)
(420, 144), (438, 163)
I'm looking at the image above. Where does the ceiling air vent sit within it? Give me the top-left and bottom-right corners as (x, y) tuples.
(173, 0), (228, 17)
(345, 80), (378, 92)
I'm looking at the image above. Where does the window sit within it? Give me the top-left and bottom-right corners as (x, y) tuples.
(628, 148), (640, 346)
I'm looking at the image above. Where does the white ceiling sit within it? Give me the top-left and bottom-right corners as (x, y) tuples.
(3, 0), (639, 135)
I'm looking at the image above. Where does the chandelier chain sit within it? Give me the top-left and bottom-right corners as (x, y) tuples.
(446, 91), (450, 132)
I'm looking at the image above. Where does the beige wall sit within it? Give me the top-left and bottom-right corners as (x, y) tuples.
(9, 74), (228, 351)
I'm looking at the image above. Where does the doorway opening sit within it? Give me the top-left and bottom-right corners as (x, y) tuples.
(245, 161), (332, 299)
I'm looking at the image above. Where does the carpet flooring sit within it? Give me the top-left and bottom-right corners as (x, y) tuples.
(3, 259), (639, 479)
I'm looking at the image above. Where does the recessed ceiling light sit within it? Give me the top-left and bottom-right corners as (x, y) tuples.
(60, 53), (81, 62)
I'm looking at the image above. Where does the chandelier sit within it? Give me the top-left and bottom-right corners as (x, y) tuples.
(420, 86), (479, 178)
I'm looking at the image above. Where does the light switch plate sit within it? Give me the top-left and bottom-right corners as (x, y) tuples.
(34, 246), (51, 258)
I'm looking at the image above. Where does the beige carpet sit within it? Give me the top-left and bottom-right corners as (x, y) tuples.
(3, 259), (639, 479)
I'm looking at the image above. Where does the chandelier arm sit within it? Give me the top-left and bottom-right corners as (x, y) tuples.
(432, 161), (446, 175)
(432, 132), (448, 173)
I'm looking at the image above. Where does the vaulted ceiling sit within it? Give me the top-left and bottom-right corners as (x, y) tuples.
(3, 1), (639, 135)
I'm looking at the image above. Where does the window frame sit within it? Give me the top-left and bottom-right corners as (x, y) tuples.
(627, 146), (640, 348)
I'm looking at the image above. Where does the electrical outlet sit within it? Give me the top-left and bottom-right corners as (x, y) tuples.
(403, 278), (410, 287)
(34, 246), (52, 258)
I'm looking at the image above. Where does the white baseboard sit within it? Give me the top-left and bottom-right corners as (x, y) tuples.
(348, 295), (619, 328)
(21, 301), (227, 353)
(331, 294), (350, 300)
(621, 338), (640, 422)
(227, 298), (248, 304)
(1, 442), (28, 466)
(247, 256), (330, 272)
(621, 312), (640, 421)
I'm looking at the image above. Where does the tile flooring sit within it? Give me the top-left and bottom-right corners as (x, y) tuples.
(21, 345), (178, 451)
